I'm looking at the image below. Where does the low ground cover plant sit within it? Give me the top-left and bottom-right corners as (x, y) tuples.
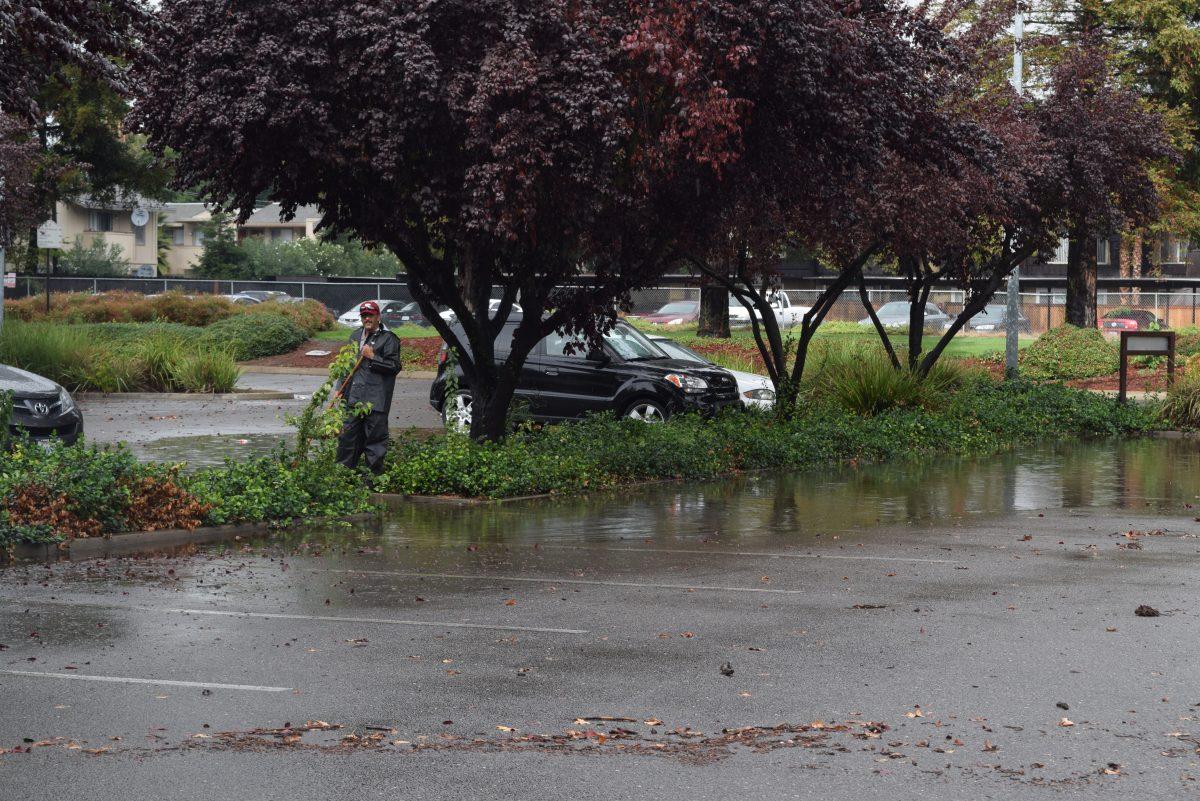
(0, 432), (372, 548)
(377, 379), (1157, 499)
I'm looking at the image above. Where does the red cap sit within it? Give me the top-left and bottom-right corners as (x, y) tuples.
(358, 301), (380, 316)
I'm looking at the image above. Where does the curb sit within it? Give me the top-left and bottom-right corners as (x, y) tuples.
(370, 491), (553, 509)
(77, 390), (296, 401)
(239, 365), (438, 379)
(5, 512), (380, 564)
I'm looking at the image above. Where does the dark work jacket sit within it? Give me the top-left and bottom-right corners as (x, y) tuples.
(342, 326), (402, 413)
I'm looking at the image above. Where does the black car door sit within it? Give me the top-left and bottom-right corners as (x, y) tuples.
(534, 331), (624, 419)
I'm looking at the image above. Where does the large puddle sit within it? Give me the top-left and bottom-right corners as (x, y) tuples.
(211, 436), (1200, 556)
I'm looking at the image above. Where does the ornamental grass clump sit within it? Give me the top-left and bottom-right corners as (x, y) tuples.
(0, 321), (239, 392)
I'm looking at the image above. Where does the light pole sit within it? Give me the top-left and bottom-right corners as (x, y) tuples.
(1004, 6), (1025, 380)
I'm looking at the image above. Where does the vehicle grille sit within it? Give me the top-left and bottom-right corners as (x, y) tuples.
(13, 396), (63, 418)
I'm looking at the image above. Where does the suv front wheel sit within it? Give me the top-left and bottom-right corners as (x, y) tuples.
(624, 398), (668, 423)
(442, 392), (473, 432)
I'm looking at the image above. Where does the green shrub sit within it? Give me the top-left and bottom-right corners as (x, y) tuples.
(242, 299), (334, 336)
(1020, 325), (1118, 380)
(57, 235), (131, 276)
(197, 312), (308, 360)
(1175, 327), (1200, 358)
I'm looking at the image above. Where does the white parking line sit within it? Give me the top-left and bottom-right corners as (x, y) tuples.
(331, 569), (812, 595)
(12, 598), (588, 635)
(0, 670), (290, 692)
(527, 544), (956, 564)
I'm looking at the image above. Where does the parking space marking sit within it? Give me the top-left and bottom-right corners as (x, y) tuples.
(529, 544), (956, 564)
(331, 569), (812, 595)
(11, 598), (589, 635)
(0, 670), (290, 692)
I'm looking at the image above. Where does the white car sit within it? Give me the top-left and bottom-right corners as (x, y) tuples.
(727, 291), (809, 329)
(439, 299), (523, 325)
(646, 334), (775, 409)
(338, 299), (402, 328)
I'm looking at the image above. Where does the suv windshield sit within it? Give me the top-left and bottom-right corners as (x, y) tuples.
(605, 323), (668, 360)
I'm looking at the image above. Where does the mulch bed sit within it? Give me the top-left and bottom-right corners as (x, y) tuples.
(242, 338), (442, 370)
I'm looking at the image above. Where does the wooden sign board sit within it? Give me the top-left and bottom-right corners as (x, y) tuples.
(1119, 330), (1175, 403)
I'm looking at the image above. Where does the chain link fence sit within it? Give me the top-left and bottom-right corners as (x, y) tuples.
(8, 275), (1200, 334)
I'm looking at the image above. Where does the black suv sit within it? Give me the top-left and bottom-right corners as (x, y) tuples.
(430, 320), (741, 427)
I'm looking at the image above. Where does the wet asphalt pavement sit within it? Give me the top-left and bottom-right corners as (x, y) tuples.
(80, 371), (441, 465)
(3, 441), (1200, 799)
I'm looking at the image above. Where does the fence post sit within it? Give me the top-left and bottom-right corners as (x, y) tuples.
(301, 282), (306, 299)
(92, 278), (98, 294)
(1193, 287), (1196, 326)
(1165, 291), (1171, 328)
(376, 283), (382, 300)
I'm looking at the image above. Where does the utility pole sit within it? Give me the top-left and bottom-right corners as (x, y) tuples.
(1004, 6), (1025, 380)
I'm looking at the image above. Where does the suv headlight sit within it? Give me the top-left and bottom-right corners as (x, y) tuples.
(743, 388), (775, 401)
(58, 386), (76, 414)
(664, 373), (708, 394)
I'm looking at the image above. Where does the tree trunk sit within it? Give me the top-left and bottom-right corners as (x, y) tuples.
(697, 284), (730, 338)
(1065, 226), (1097, 328)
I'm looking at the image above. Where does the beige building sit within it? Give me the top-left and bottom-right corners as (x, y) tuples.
(158, 202), (219, 275)
(55, 195), (163, 276)
(52, 199), (326, 276)
(156, 202), (323, 274)
(237, 204), (322, 243)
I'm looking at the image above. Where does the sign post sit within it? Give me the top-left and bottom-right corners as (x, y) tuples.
(1119, 330), (1175, 403)
(36, 219), (64, 313)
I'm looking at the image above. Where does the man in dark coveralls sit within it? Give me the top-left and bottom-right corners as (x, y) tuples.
(335, 300), (402, 473)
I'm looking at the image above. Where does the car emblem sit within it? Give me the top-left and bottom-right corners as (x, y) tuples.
(32, 402), (50, 416)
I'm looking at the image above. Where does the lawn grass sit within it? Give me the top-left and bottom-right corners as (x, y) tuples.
(315, 324), (439, 341)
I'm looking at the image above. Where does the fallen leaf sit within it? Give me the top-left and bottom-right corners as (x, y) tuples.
(906, 706), (924, 719)
(1135, 605), (1161, 617)
(496, 725), (515, 732)
(983, 740), (999, 752)
(1059, 718), (1074, 727)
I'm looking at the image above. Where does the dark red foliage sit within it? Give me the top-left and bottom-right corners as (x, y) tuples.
(133, 0), (983, 437)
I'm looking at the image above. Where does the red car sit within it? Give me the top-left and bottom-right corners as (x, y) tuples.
(640, 300), (699, 326)
(1101, 309), (1162, 331)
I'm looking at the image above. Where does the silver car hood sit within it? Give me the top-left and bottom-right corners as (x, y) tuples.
(0, 364), (60, 397)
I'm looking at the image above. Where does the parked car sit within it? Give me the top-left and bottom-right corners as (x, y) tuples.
(639, 300), (700, 326)
(646, 334), (775, 409)
(439, 299), (523, 326)
(2, 365), (83, 445)
(380, 301), (434, 328)
(430, 319), (741, 428)
(234, 290), (293, 303)
(1101, 309), (1162, 331)
(337, 299), (402, 328)
(727, 292), (809, 329)
(223, 293), (262, 306)
(944, 304), (1031, 334)
(858, 301), (952, 331)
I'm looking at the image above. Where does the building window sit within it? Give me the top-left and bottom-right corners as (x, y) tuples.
(134, 223), (145, 245)
(88, 211), (113, 232)
(1161, 237), (1189, 264)
(193, 228), (206, 246)
(269, 228), (294, 242)
(171, 227), (184, 245)
(1049, 238), (1069, 265)
(1097, 239), (1110, 265)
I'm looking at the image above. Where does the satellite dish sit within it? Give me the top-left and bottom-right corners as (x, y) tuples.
(131, 207), (150, 227)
